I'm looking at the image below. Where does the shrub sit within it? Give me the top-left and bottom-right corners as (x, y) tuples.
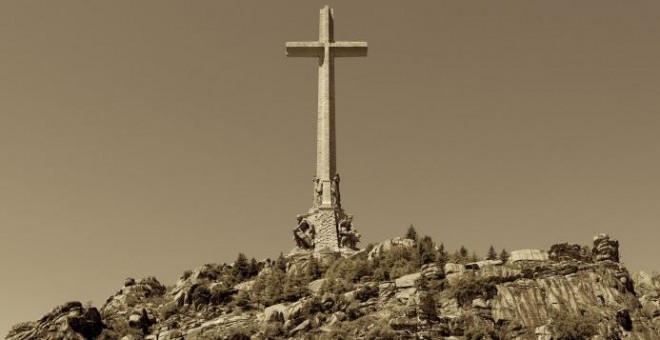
(448, 273), (497, 307)
(550, 309), (598, 340)
(191, 285), (211, 305)
(372, 246), (420, 280)
(158, 302), (178, 320)
(210, 284), (234, 305)
(355, 285), (379, 302)
(464, 320), (499, 340)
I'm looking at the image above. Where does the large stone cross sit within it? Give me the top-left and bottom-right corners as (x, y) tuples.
(286, 5), (367, 209)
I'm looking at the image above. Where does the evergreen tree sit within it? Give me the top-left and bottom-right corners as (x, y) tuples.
(416, 275), (437, 320)
(248, 258), (260, 277)
(306, 255), (321, 280)
(405, 224), (418, 241)
(486, 245), (498, 260)
(459, 246), (469, 261)
(436, 243), (448, 268)
(417, 235), (436, 265)
(469, 251), (480, 263)
(275, 252), (287, 272)
(499, 248), (510, 262)
(233, 253), (250, 282)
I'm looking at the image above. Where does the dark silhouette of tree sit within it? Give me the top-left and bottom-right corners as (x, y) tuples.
(275, 252), (287, 272)
(459, 246), (469, 259)
(499, 248), (510, 262)
(417, 235), (436, 265)
(436, 243), (448, 268)
(233, 253), (250, 282)
(306, 255), (321, 280)
(405, 224), (418, 241)
(248, 258), (259, 277)
(468, 251), (480, 263)
(416, 274), (437, 320)
(486, 246), (498, 260)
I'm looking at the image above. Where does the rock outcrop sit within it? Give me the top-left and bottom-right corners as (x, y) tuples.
(6, 234), (660, 340)
(6, 302), (104, 340)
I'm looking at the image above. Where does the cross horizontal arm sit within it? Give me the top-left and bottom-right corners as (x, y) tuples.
(329, 41), (368, 57)
(286, 42), (323, 57)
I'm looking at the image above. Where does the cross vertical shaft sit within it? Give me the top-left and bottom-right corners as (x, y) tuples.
(287, 6), (367, 209)
(317, 6), (335, 207)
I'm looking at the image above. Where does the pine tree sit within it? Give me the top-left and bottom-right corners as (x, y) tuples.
(306, 255), (321, 280)
(233, 253), (250, 282)
(274, 252), (287, 272)
(486, 245), (498, 260)
(417, 235), (436, 265)
(499, 248), (510, 262)
(459, 246), (469, 259)
(416, 275), (437, 320)
(436, 243), (448, 268)
(248, 258), (259, 277)
(405, 224), (418, 241)
(468, 251), (480, 263)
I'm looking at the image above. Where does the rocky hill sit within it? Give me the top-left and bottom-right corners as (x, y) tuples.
(6, 233), (660, 339)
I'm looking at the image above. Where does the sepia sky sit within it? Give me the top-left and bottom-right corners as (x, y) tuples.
(1, 0), (660, 334)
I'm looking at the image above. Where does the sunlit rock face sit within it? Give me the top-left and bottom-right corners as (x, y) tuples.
(6, 234), (660, 340)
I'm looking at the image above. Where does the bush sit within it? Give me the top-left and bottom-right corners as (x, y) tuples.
(210, 284), (234, 305)
(448, 273), (497, 307)
(158, 302), (178, 320)
(550, 310), (598, 340)
(372, 246), (420, 280)
(464, 320), (499, 340)
(355, 285), (379, 302)
(191, 285), (211, 305)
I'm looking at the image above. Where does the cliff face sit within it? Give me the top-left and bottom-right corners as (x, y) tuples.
(6, 234), (660, 340)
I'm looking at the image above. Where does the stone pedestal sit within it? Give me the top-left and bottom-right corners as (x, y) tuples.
(304, 208), (345, 251)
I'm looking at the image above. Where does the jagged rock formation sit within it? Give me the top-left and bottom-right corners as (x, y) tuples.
(6, 234), (660, 339)
(6, 302), (104, 340)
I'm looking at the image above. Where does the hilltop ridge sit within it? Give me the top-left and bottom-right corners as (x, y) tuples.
(6, 232), (660, 339)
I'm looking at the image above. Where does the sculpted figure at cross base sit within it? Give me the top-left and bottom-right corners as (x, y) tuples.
(331, 173), (341, 208)
(313, 175), (323, 207)
(293, 215), (316, 250)
(338, 215), (360, 250)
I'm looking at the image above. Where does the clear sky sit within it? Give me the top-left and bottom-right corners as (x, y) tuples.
(1, 0), (659, 335)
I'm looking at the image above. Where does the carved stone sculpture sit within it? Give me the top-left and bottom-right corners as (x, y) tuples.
(313, 175), (323, 208)
(293, 215), (316, 250)
(338, 215), (360, 250)
(332, 173), (341, 208)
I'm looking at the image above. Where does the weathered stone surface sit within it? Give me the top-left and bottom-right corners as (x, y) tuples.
(6, 301), (104, 340)
(288, 319), (311, 336)
(475, 259), (503, 268)
(421, 263), (444, 280)
(308, 278), (326, 294)
(593, 233), (619, 262)
(535, 324), (552, 340)
(264, 303), (289, 323)
(509, 249), (549, 262)
(395, 272), (421, 288)
(8, 232), (660, 339)
(548, 243), (585, 262)
(368, 237), (416, 260)
(395, 287), (417, 301)
(444, 263), (466, 275)
(491, 264), (636, 328)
